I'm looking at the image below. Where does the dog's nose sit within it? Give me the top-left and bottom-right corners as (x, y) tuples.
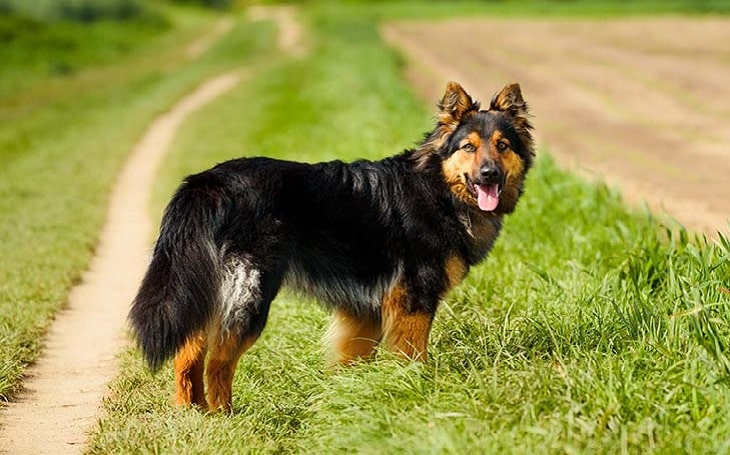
(479, 164), (500, 182)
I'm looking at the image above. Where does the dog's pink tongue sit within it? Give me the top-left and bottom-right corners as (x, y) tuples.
(477, 184), (499, 211)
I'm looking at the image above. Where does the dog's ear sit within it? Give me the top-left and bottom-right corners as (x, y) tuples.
(411, 82), (479, 169)
(489, 83), (528, 119)
(438, 81), (478, 127)
(491, 83), (534, 157)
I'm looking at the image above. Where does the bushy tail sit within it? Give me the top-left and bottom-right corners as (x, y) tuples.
(129, 181), (226, 371)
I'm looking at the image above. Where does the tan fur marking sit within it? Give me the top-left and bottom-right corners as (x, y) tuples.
(465, 131), (482, 149)
(489, 131), (507, 150)
(327, 309), (382, 365)
(441, 149), (478, 204)
(206, 333), (258, 413)
(174, 332), (208, 408)
(502, 149), (524, 179)
(381, 285), (433, 361)
(445, 255), (468, 289)
(498, 148), (526, 212)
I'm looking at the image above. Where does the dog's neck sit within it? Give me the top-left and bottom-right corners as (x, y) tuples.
(456, 206), (503, 265)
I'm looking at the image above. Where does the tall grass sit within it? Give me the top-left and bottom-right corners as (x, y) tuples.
(88, 4), (730, 453)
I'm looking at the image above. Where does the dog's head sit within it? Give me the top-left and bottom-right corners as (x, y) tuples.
(419, 82), (535, 214)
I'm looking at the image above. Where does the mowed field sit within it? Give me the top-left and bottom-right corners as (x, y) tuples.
(384, 17), (730, 235)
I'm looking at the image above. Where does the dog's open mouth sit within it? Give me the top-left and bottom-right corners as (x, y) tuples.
(466, 175), (502, 212)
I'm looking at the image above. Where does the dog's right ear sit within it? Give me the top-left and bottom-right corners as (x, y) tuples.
(437, 82), (479, 128)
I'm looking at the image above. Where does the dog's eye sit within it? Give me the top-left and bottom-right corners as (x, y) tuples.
(496, 141), (509, 152)
(461, 143), (476, 153)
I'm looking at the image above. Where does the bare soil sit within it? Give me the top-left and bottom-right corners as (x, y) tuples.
(383, 17), (730, 237)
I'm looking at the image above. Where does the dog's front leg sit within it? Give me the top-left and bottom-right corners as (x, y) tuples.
(381, 284), (435, 361)
(327, 308), (382, 365)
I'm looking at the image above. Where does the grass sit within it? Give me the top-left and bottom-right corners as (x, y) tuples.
(0, 1), (169, 99)
(88, 4), (730, 454)
(0, 6), (275, 399)
(316, 0), (730, 20)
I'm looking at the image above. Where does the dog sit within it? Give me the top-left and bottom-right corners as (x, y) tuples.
(129, 81), (534, 412)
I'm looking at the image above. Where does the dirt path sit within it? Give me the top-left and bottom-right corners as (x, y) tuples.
(383, 18), (730, 237)
(186, 17), (235, 60)
(0, 29), (243, 455)
(249, 5), (306, 58)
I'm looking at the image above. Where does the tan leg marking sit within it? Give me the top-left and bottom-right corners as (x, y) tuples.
(445, 254), (468, 289)
(327, 309), (382, 365)
(381, 285), (433, 361)
(174, 332), (208, 408)
(206, 332), (258, 413)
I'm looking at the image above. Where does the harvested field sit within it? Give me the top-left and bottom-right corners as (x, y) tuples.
(384, 17), (730, 236)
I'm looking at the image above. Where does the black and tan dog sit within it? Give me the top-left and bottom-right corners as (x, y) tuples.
(129, 82), (534, 412)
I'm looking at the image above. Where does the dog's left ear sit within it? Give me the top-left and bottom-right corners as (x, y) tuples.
(489, 83), (529, 119)
(438, 81), (479, 127)
(490, 83), (534, 156)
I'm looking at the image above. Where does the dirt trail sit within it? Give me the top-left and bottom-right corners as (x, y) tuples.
(0, 28), (242, 455)
(186, 17), (235, 60)
(383, 18), (730, 237)
(249, 5), (306, 58)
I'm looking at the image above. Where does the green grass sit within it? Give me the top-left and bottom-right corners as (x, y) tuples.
(0, 1), (170, 99)
(312, 0), (730, 20)
(0, 7), (275, 399)
(89, 4), (730, 454)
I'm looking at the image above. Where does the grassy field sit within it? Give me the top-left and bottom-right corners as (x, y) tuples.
(332, 0), (730, 20)
(0, 4), (275, 399)
(88, 4), (730, 454)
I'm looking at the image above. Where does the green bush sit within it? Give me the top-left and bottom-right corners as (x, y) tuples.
(167, 0), (232, 11)
(57, 0), (143, 22)
(0, 0), (153, 23)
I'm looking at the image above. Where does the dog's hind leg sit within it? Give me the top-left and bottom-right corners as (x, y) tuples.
(174, 331), (208, 408)
(381, 285), (434, 362)
(206, 330), (259, 413)
(327, 309), (382, 365)
(206, 254), (284, 412)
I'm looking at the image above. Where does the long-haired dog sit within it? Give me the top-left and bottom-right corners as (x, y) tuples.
(129, 82), (534, 412)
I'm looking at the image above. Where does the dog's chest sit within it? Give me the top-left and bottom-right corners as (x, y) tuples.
(458, 211), (502, 265)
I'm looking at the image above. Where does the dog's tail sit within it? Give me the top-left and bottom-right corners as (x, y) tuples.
(129, 177), (227, 371)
